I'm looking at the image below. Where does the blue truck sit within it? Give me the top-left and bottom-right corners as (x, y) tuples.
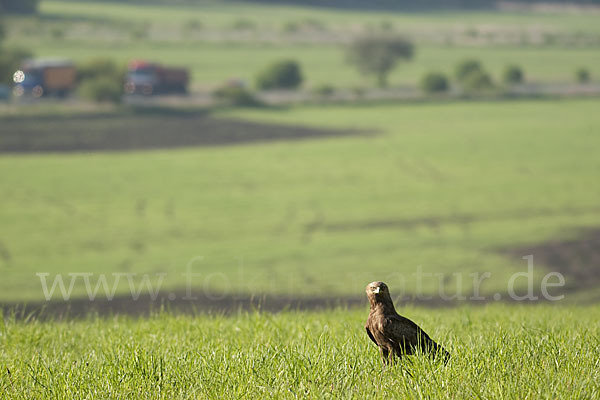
(13, 59), (77, 98)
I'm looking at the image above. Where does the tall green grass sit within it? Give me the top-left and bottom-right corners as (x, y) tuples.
(1, 305), (599, 398)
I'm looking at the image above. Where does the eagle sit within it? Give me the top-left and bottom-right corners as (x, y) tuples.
(365, 281), (450, 364)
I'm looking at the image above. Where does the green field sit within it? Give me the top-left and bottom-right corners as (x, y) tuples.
(2, 305), (599, 398)
(4, 0), (600, 88)
(2, 98), (599, 302)
(2, 2), (600, 397)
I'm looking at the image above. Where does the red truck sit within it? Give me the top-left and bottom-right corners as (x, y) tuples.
(124, 60), (189, 95)
(13, 59), (77, 98)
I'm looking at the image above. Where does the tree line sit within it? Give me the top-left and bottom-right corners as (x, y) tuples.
(234, 0), (600, 9)
(1, 0), (599, 15)
(0, 0), (39, 14)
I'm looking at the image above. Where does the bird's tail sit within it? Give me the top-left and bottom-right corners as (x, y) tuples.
(430, 341), (450, 364)
(437, 344), (451, 364)
(420, 334), (450, 364)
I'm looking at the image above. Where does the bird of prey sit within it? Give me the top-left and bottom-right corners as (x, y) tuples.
(365, 281), (450, 364)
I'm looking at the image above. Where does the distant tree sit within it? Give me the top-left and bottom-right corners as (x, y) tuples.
(462, 69), (493, 92)
(454, 59), (484, 83)
(502, 65), (524, 85)
(575, 67), (590, 83)
(454, 59), (494, 93)
(0, 0), (39, 14)
(420, 72), (449, 94)
(0, 48), (31, 85)
(347, 34), (414, 87)
(0, 17), (34, 85)
(256, 60), (303, 90)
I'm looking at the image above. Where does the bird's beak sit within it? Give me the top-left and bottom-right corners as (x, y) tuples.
(373, 287), (380, 294)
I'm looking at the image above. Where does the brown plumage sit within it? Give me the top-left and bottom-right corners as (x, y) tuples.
(365, 281), (450, 364)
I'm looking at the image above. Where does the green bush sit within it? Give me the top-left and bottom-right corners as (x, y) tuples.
(79, 76), (122, 103)
(462, 69), (494, 92)
(0, 47), (32, 85)
(50, 27), (65, 40)
(0, 20), (33, 86)
(302, 18), (327, 32)
(76, 58), (124, 103)
(378, 20), (395, 32)
(502, 65), (524, 85)
(352, 86), (366, 98)
(0, 0), (39, 13)
(420, 72), (449, 94)
(183, 19), (202, 32)
(281, 21), (300, 33)
(231, 18), (256, 31)
(312, 84), (335, 97)
(454, 59), (483, 82)
(130, 22), (151, 41)
(575, 68), (590, 83)
(213, 86), (261, 107)
(77, 58), (124, 83)
(346, 34), (414, 87)
(454, 59), (494, 93)
(256, 60), (303, 90)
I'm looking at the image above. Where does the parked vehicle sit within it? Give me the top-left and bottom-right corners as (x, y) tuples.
(124, 60), (189, 95)
(13, 59), (77, 98)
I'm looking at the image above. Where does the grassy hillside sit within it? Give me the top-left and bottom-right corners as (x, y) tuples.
(1, 98), (599, 302)
(1, 305), (599, 398)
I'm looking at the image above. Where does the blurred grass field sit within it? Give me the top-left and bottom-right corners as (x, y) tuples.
(1, 305), (599, 398)
(1, 98), (599, 302)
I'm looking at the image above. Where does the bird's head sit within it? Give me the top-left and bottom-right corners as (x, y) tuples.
(366, 281), (396, 309)
(366, 281), (391, 300)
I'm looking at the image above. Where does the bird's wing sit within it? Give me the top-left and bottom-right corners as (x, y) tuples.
(385, 314), (427, 347)
(365, 324), (378, 345)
